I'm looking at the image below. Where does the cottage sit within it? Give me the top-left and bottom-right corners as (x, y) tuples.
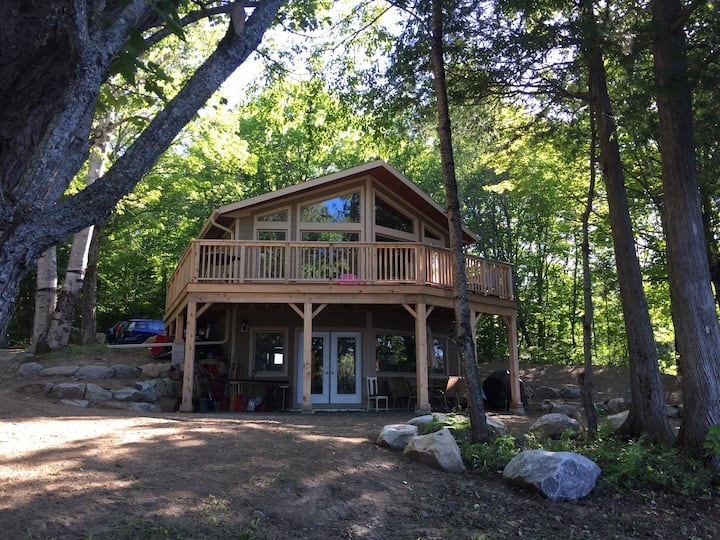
(164, 160), (520, 413)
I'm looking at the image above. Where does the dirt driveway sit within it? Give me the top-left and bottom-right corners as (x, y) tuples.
(0, 348), (716, 539)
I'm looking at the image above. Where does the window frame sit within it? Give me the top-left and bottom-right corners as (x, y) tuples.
(250, 328), (289, 377)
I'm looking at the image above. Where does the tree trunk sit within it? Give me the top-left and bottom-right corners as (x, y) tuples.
(0, 1), (286, 340)
(651, 0), (720, 465)
(581, 0), (674, 442)
(30, 247), (57, 354)
(581, 107), (599, 438)
(43, 119), (111, 350)
(81, 225), (102, 345)
(430, 0), (488, 442)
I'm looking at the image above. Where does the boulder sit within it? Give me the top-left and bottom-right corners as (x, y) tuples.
(403, 428), (465, 473)
(541, 400), (581, 422)
(486, 415), (509, 437)
(529, 413), (582, 439)
(140, 362), (172, 378)
(559, 386), (581, 399)
(533, 386), (561, 400)
(605, 410), (629, 428)
(17, 362), (44, 377)
(85, 383), (114, 402)
(377, 423), (419, 450)
(75, 365), (115, 379)
(128, 402), (162, 412)
(606, 397), (629, 413)
(50, 383), (86, 399)
(135, 380), (163, 401)
(113, 386), (142, 402)
(502, 449), (601, 502)
(112, 364), (142, 378)
(61, 399), (90, 408)
(40, 365), (79, 377)
(407, 414), (446, 428)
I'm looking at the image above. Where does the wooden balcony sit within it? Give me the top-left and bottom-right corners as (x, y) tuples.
(165, 240), (514, 313)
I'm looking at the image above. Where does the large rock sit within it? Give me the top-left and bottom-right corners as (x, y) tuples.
(605, 410), (629, 428)
(606, 397), (629, 413)
(75, 365), (115, 379)
(529, 413), (582, 439)
(533, 386), (561, 400)
(17, 362), (44, 377)
(61, 399), (90, 408)
(377, 424), (418, 450)
(135, 380), (163, 401)
(407, 414), (446, 428)
(85, 383), (114, 402)
(50, 383), (86, 399)
(40, 365), (79, 377)
(486, 415), (509, 437)
(128, 402), (162, 412)
(140, 363), (172, 378)
(502, 450), (601, 501)
(113, 386), (142, 401)
(403, 428), (465, 473)
(112, 364), (142, 378)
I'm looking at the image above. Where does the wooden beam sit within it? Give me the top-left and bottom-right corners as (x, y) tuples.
(179, 301), (197, 412)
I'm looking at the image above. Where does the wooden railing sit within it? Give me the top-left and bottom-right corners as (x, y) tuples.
(166, 240), (513, 311)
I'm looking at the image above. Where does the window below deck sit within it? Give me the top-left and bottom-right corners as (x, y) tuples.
(252, 329), (287, 376)
(375, 333), (447, 375)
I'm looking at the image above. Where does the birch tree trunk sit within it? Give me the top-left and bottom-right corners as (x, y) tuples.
(430, 0), (488, 442)
(30, 247), (57, 354)
(43, 120), (111, 350)
(652, 0), (720, 466)
(80, 225), (102, 345)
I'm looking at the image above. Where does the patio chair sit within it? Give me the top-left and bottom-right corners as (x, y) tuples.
(366, 376), (388, 412)
(435, 376), (468, 411)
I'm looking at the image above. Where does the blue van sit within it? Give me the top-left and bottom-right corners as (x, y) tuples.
(108, 319), (165, 344)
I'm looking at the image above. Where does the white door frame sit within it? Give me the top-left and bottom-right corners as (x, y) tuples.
(297, 331), (362, 405)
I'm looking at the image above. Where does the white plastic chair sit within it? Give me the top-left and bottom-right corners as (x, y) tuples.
(366, 376), (388, 412)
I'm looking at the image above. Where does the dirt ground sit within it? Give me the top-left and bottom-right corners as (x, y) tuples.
(0, 348), (717, 540)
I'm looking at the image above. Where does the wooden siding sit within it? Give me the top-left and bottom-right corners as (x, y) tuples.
(166, 240), (513, 313)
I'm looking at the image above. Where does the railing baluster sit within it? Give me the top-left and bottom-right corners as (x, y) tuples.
(166, 240), (515, 309)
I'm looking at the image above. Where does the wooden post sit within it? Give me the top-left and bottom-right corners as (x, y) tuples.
(179, 301), (197, 412)
(415, 303), (430, 413)
(302, 302), (314, 414)
(502, 314), (523, 413)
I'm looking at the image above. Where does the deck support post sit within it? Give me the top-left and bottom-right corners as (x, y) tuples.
(501, 314), (523, 414)
(301, 302), (314, 414)
(404, 303), (431, 413)
(179, 300), (197, 412)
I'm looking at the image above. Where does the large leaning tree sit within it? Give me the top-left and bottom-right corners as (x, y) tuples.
(0, 0), (287, 339)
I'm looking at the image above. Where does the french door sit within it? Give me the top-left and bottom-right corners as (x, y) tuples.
(296, 332), (362, 404)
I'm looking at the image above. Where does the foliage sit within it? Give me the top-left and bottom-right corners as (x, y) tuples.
(704, 425), (720, 459)
(455, 420), (718, 501)
(458, 434), (518, 474)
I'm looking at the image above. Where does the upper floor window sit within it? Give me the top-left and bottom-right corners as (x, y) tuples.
(301, 232), (359, 242)
(255, 208), (288, 241)
(300, 192), (360, 223)
(375, 197), (414, 234)
(258, 210), (288, 222)
(258, 230), (286, 241)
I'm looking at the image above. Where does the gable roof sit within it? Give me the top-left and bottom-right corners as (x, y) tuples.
(199, 159), (478, 242)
